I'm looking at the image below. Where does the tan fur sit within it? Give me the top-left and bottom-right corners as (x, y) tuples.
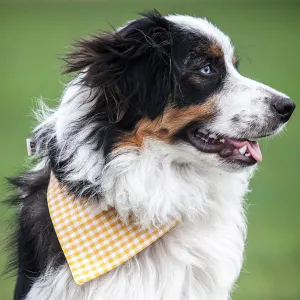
(115, 100), (215, 149)
(207, 44), (223, 57)
(233, 56), (239, 66)
(208, 44), (238, 67)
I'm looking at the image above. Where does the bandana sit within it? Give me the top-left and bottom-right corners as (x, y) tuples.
(47, 174), (178, 285)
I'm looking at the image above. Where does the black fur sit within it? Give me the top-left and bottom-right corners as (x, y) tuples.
(6, 166), (65, 300)
(41, 10), (228, 198)
(6, 10), (229, 299)
(64, 10), (179, 123)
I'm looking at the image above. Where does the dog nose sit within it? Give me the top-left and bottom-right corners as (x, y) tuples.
(271, 96), (296, 123)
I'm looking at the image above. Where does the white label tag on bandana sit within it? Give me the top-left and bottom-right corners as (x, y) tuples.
(47, 174), (179, 285)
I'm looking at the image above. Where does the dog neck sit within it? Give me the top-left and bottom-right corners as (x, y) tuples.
(26, 155), (251, 300)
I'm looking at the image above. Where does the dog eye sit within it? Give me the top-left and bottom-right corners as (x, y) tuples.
(200, 64), (213, 75)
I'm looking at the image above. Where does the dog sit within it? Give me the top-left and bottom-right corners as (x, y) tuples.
(7, 10), (295, 300)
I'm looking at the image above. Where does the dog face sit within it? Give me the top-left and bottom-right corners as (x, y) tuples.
(171, 15), (295, 170)
(36, 11), (295, 199)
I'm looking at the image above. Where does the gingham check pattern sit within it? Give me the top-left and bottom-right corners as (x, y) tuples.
(47, 174), (178, 285)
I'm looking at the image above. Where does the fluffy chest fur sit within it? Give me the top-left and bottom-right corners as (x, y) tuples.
(25, 166), (249, 300)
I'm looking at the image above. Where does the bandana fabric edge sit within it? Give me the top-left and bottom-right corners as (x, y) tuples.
(47, 174), (178, 285)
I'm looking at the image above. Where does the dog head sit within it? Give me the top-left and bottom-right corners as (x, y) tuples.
(35, 11), (295, 222)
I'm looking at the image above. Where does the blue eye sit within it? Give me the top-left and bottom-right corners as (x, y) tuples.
(200, 64), (213, 75)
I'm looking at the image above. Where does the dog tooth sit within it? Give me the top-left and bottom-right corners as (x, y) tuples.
(239, 145), (247, 155)
(209, 133), (217, 139)
(219, 138), (225, 143)
(245, 153), (251, 157)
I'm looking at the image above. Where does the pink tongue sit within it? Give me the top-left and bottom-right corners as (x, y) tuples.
(224, 138), (263, 162)
(247, 141), (262, 162)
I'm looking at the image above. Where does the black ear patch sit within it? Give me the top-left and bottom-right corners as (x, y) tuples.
(64, 10), (178, 125)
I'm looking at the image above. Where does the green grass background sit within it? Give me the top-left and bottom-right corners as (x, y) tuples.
(0, 1), (299, 299)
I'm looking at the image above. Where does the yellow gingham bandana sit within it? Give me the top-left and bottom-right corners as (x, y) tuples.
(47, 174), (178, 285)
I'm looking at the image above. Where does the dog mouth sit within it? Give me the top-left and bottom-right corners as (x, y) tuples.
(187, 127), (263, 166)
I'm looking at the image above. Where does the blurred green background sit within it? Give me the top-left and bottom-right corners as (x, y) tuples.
(0, 1), (299, 299)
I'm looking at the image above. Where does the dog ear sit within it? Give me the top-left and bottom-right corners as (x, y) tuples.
(64, 10), (178, 125)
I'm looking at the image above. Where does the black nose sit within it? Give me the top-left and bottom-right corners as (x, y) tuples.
(271, 96), (296, 123)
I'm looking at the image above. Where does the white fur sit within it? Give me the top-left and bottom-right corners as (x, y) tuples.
(167, 15), (288, 140)
(25, 14), (287, 300)
(166, 15), (233, 57)
(34, 78), (106, 194)
(210, 64), (288, 139)
(26, 151), (250, 300)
